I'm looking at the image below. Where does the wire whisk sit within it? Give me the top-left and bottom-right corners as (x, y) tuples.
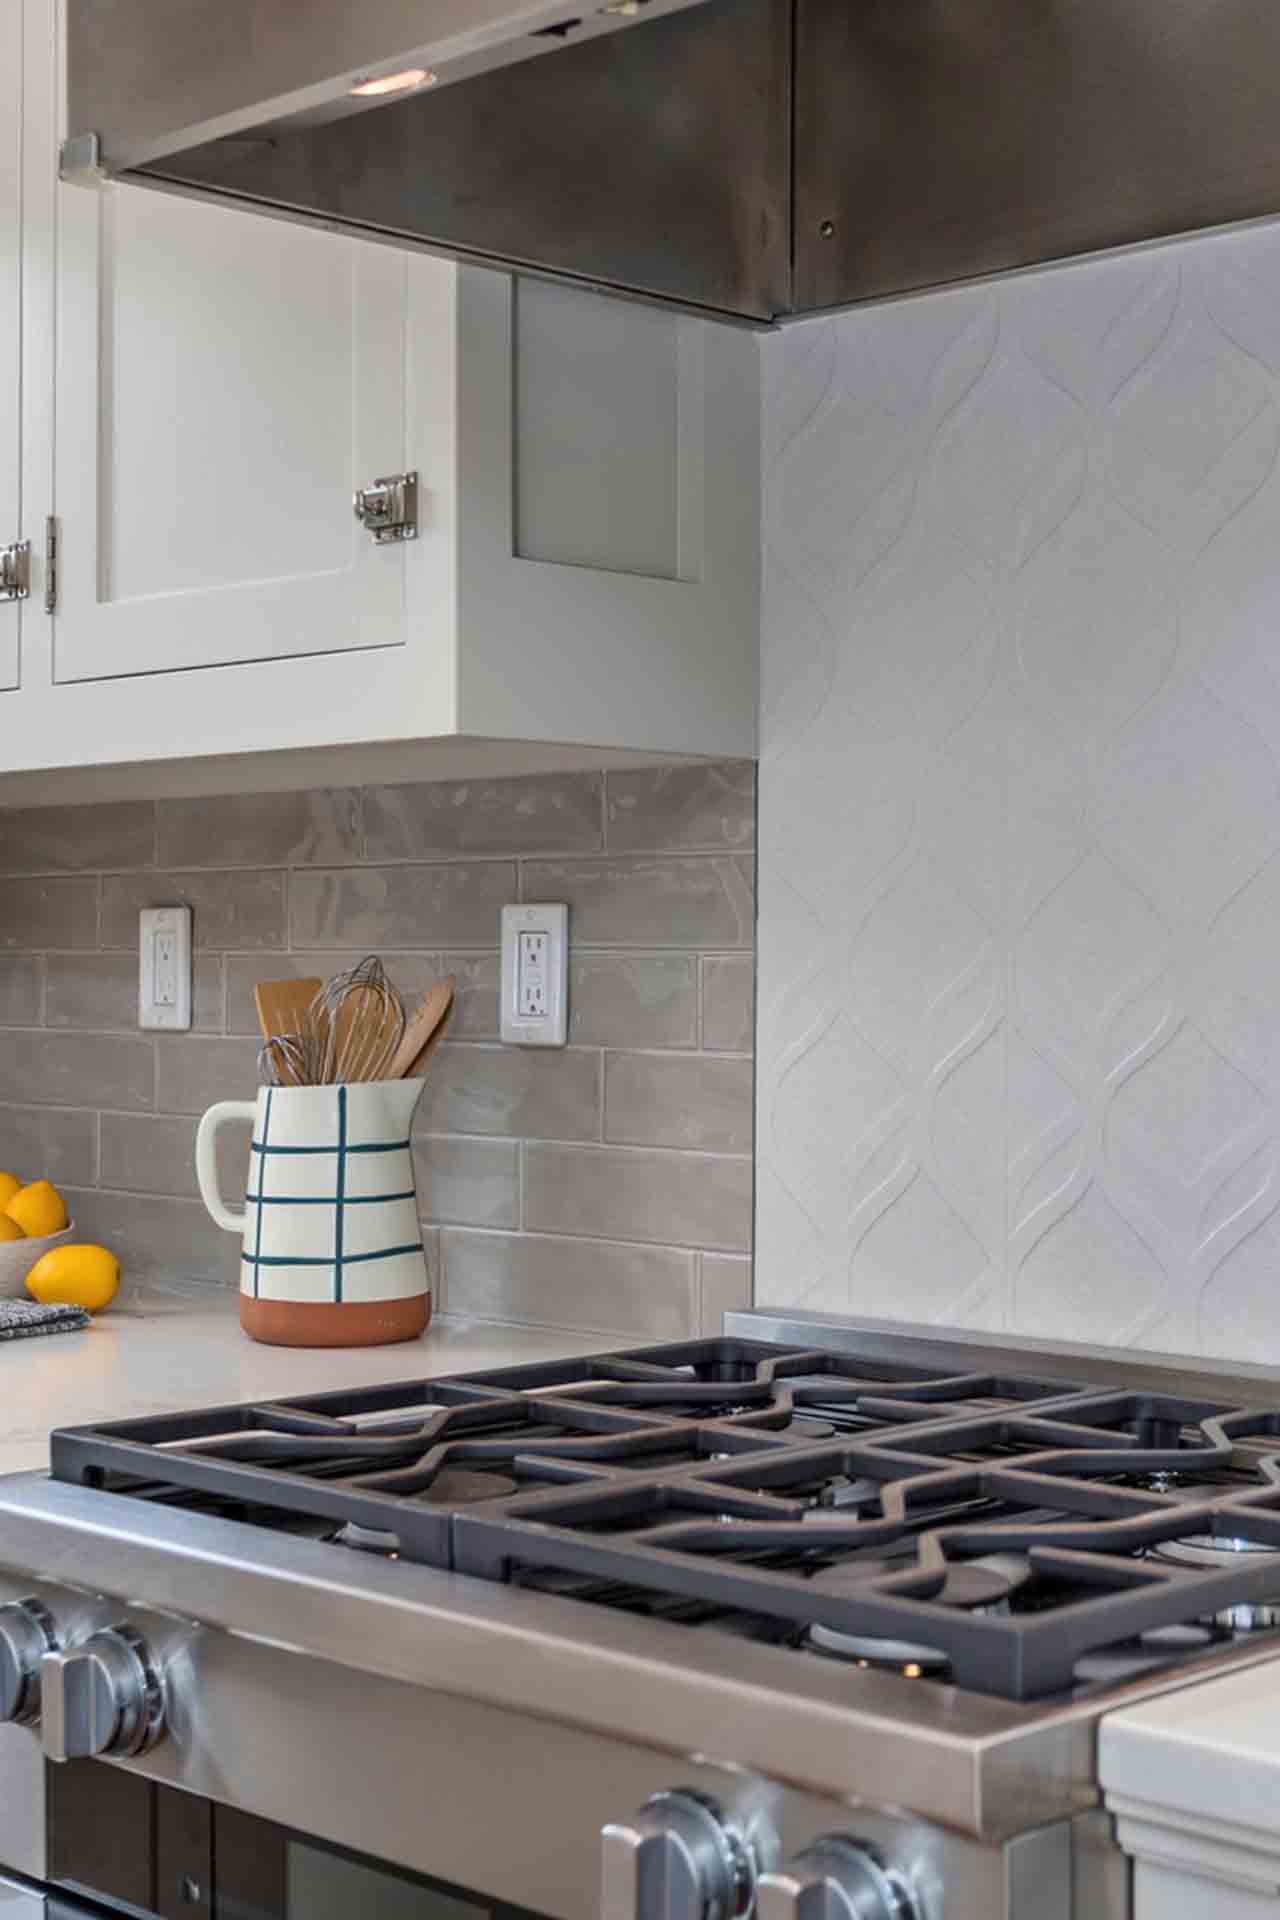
(310, 955), (406, 1084)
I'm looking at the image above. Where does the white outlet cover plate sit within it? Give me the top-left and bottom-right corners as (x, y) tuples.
(501, 902), (568, 1047)
(139, 905), (193, 1030)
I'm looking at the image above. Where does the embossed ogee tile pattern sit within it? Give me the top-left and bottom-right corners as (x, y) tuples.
(0, 764), (754, 1336)
(758, 219), (1280, 1361)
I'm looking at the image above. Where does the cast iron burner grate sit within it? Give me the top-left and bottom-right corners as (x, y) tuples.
(48, 1336), (1280, 1702)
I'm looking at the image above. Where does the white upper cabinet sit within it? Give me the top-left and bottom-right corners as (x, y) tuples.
(2, 0), (757, 788)
(53, 183), (414, 683)
(0, 0), (22, 692)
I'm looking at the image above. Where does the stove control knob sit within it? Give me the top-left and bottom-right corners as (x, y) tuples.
(757, 1839), (917, 1920)
(40, 1625), (166, 1762)
(0, 1598), (59, 1725)
(602, 1789), (764, 1920)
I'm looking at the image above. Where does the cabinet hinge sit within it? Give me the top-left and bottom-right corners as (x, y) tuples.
(0, 539), (30, 603)
(44, 517), (59, 615)
(59, 133), (108, 187)
(353, 471), (418, 544)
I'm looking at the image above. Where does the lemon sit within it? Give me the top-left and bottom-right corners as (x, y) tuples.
(6, 1179), (68, 1239)
(0, 1172), (22, 1211)
(0, 1216), (26, 1242)
(26, 1244), (119, 1314)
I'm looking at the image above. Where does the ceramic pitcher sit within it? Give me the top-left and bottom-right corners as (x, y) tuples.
(195, 1079), (430, 1348)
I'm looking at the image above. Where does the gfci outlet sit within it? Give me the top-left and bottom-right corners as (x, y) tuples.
(501, 903), (568, 1047)
(139, 905), (193, 1031)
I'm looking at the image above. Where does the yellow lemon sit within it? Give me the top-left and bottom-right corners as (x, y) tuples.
(0, 1172), (22, 1211)
(0, 1216), (26, 1242)
(26, 1244), (119, 1314)
(6, 1179), (68, 1239)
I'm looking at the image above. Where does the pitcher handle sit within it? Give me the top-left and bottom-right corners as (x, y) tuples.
(195, 1100), (257, 1234)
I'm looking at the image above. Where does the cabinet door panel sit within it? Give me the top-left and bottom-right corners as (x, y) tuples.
(0, 0), (21, 692)
(54, 182), (410, 684)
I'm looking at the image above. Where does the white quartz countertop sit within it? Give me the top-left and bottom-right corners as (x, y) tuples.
(0, 1283), (611, 1476)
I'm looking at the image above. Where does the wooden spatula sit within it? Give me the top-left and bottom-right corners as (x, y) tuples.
(388, 976), (456, 1079)
(254, 977), (324, 1085)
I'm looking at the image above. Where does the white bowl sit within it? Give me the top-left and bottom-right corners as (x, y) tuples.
(0, 1221), (76, 1300)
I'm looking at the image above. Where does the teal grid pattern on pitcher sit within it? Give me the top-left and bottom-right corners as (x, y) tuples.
(243, 1087), (424, 1304)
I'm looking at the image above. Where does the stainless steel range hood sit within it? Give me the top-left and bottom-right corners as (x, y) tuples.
(64, 0), (1280, 325)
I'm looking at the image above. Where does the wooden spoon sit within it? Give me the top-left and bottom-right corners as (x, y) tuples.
(254, 977), (323, 1085)
(388, 976), (456, 1079)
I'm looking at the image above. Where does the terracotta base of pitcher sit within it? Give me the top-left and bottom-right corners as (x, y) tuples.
(240, 1292), (431, 1348)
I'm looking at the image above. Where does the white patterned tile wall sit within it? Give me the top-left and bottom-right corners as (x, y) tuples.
(758, 218), (1280, 1360)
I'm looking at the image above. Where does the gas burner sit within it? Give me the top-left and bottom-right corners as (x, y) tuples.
(799, 1475), (882, 1513)
(416, 1468), (520, 1505)
(1150, 1533), (1280, 1630)
(809, 1551), (1032, 1610)
(803, 1552), (1033, 1676)
(1074, 1623), (1215, 1687)
(805, 1626), (950, 1678)
(787, 1416), (837, 1440)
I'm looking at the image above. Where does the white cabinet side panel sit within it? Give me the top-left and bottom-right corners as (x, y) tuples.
(455, 269), (758, 759)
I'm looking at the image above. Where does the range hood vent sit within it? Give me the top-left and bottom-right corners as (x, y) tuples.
(65, 0), (1280, 324)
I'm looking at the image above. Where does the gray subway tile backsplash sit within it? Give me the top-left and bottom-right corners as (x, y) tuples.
(290, 862), (516, 949)
(0, 763), (754, 1335)
(46, 952), (223, 1034)
(0, 878), (98, 951)
(411, 1135), (520, 1230)
(2, 1030), (154, 1110)
(154, 1036), (265, 1116)
(524, 1142), (752, 1252)
(0, 801), (154, 874)
(415, 1042), (602, 1142)
(440, 1228), (698, 1339)
(605, 762), (755, 852)
(0, 1105), (97, 1187)
(523, 854), (754, 949)
(158, 789), (361, 869)
(569, 953), (698, 1049)
(0, 957), (42, 1026)
(364, 772), (603, 860)
(101, 870), (286, 952)
(700, 954), (754, 1052)
(604, 1051), (753, 1153)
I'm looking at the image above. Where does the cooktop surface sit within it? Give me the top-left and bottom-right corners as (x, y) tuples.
(51, 1336), (1280, 1702)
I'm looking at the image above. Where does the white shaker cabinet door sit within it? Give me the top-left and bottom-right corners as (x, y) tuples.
(52, 180), (412, 684)
(0, 0), (22, 692)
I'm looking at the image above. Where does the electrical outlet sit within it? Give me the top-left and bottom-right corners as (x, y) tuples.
(139, 906), (193, 1031)
(501, 904), (568, 1046)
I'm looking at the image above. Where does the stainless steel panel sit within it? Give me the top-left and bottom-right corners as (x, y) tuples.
(67, 0), (718, 171)
(129, 0), (791, 322)
(0, 1487), (1094, 1840)
(0, 1731), (45, 1885)
(0, 1476), (1266, 1860)
(0, 1874), (45, 1920)
(724, 1309), (1280, 1408)
(794, 0), (1280, 312)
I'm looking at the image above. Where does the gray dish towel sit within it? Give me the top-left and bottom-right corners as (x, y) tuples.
(0, 1300), (90, 1340)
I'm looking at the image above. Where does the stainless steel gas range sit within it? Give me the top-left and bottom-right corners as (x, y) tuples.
(7, 1310), (1280, 1920)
